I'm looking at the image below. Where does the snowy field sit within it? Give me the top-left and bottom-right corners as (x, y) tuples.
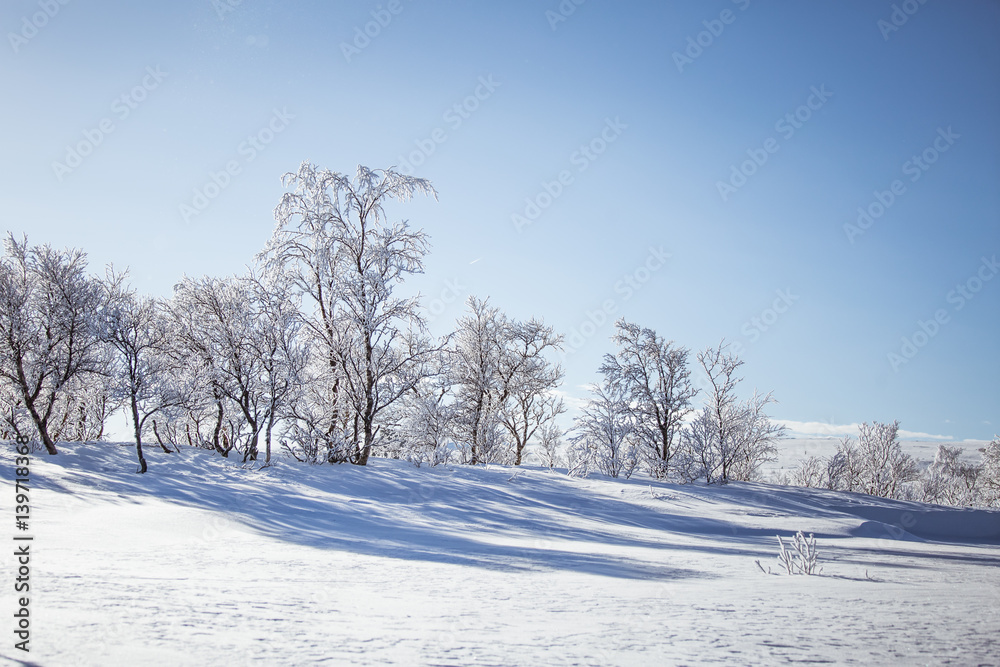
(2, 441), (999, 666)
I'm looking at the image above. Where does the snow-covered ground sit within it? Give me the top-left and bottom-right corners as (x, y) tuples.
(2, 441), (998, 666)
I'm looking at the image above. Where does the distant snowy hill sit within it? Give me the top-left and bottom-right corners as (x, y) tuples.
(3, 442), (998, 666)
(767, 436), (989, 476)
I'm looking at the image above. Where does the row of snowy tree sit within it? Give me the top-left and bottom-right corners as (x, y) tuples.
(790, 421), (1000, 508)
(0, 163), (790, 480)
(0, 164), (435, 471)
(0, 164), (567, 472)
(567, 323), (785, 483)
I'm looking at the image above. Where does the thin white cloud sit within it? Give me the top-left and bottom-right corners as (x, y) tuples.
(897, 429), (953, 441)
(551, 387), (589, 413)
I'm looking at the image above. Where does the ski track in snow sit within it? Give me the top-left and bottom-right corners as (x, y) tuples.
(1, 442), (998, 666)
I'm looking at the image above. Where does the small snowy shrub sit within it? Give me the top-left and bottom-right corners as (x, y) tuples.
(776, 531), (821, 575)
(792, 455), (825, 488)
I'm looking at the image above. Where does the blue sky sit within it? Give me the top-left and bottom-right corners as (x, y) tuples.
(2, 0), (997, 441)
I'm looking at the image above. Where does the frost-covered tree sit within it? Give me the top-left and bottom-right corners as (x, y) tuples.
(0, 235), (104, 454)
(793, 427), (927, 501)
(919, 444), (981, 507)
(535, 422), (565, 470)
(498, 318), (564, 466)
(729, 390), (787, 481)
(161, 300), (230, 455)
(792, 440), (861, 492)
(261, 163), (439, 465)
(244, 270), (307, 463)
(687, 342), (742, 483)
(0, 381), (29, 440)
(792, 455), (826, 488)
(50, 372), (117, 443)
(979, 436), (1000, 507)
(680, 341), (784, 484)
(170, 273), (303, 464)
(824, 436), (863, 492)
(447, 297), (563, 465)
(170, 276), (252, 457)
(853, 420), (918, 499)
(570, 379), (639, 479)
(393, 365), (455, 466)
(449, 297), (508, 464)
(98, 268), (185, 473)
(600, 320), (697, 478)
(675, 406), (715, 482)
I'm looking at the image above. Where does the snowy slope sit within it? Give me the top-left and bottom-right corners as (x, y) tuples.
(2, 442), (999, 666)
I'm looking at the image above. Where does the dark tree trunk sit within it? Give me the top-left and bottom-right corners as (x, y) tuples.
(357, 417), (374, 466)
(212, 399), (228, 456)
(470, 394), (484, 465)
(23, 399), (57, 454)
(243, 429), (259, 463)
(14, 353), (58, 454)
(131, 397), (147, 474)
(264, 410), (276, 464)
(152, 419), (172, 453)
(514, 432), (526, 466)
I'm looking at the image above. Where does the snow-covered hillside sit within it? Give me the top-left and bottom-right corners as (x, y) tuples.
(3, 442), (999, 666)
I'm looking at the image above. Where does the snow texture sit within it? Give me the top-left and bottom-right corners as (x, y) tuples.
(2, 442), (998, 666)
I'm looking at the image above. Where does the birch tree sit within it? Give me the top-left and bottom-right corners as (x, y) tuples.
(854, 420), (918, 498)
(98, 268), (184, 472)
(448, 297), (564, 465)
(498, 318), (565, 466)
(600, 320), (697, 478)
(0, 235), (104, 454)
(979, 437), (1000, 507)
(570, 378), (639, 479)
(681, 341), (784, 484)
(245, 270), (307, 463)
(261, 163), (439, 465)
(450, 297), (506, 464)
